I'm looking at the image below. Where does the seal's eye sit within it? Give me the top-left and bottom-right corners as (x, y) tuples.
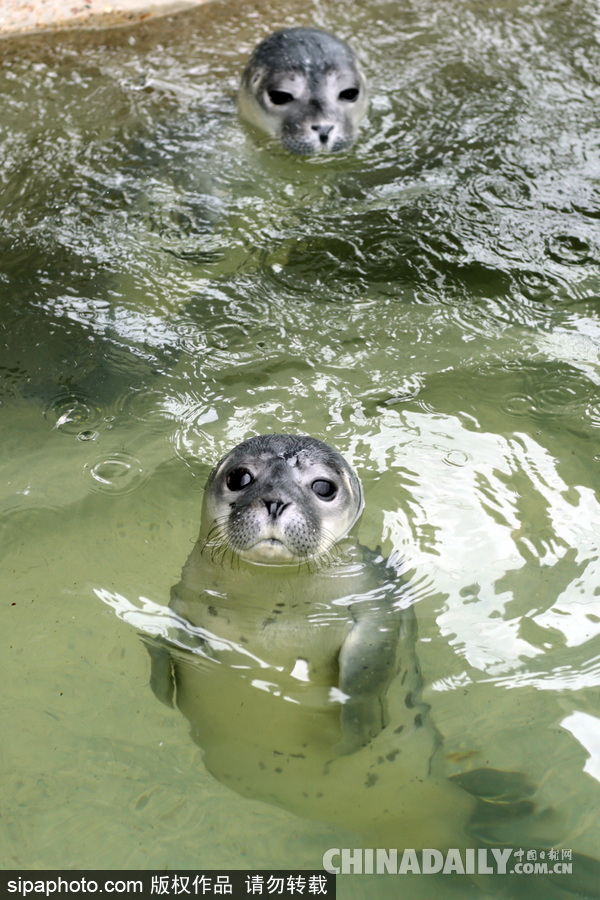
(226, 468), (254, 491)
(338, 87), (359, 102)
(311, 479), (337, 500)
(268, 90), (295, 105)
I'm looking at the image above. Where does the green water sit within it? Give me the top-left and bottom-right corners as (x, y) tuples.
(1, 0), (600, 895)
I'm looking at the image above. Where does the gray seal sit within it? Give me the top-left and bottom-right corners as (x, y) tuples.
(238, 28), (369, 154)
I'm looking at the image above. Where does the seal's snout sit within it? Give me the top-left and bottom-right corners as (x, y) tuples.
(263, 498), (289, 520)
(312, 123), (334, 144)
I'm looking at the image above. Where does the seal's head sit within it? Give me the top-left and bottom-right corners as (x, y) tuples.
(238, 28), (368, 155)
(201, 433), (363, 565)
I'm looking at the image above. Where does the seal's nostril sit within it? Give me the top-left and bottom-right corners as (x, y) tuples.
(264, 499), (288, 519)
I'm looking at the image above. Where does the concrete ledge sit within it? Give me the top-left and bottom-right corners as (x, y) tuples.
(0, 0), (209, 38)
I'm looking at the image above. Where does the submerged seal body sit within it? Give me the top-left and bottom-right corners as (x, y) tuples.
(238, 28), (368, 154)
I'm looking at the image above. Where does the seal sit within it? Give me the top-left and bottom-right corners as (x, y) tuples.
(152, 433), (411, 753)
(147, 434), (548, 852)
(238, 28), (369, 154)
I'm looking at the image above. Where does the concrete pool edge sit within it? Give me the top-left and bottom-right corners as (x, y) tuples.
(0, 0), (211, 39)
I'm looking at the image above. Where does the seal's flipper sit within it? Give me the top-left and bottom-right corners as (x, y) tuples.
(450, 767), (537, 801)
(337, 602), (417, 755)
(143, 636), (175, 709)
(450, 767), (553, 845)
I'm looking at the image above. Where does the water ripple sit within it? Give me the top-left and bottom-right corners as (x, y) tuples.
(535, 374), (588, 415)
(116, 387), (178, 433)
(545, 233), (594, 266)
(500, 393), (534, 418)
(514, 269), (560, 304)
(44, 390), (102, 436)
(499, 364), (590, 419)
(469, 170), (533, 210)
(84, 451), (144, 496)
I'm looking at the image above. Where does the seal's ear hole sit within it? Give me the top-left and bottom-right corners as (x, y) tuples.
(226, 468), (254, 491)
(267, 89), (295, 105)
(311, 479), (337, 501)
(338, 87), (359, 102)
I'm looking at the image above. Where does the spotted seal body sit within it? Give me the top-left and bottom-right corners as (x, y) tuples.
(238, 29), (368, 154)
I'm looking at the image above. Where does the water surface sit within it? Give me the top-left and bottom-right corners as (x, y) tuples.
(1, 0), (600, 896)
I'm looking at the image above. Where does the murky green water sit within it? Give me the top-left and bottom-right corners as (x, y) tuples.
(2, 0), (600, 895)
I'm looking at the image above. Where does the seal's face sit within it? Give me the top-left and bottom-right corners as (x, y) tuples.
(201, 434), (363, 564)
(239, 28), (368, 155)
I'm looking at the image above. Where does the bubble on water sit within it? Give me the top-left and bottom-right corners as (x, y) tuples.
(76, 430), (99, 442)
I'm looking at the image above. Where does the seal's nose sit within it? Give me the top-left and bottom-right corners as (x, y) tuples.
(311, 123), (334, 144)
(263, 499), (289, 519)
